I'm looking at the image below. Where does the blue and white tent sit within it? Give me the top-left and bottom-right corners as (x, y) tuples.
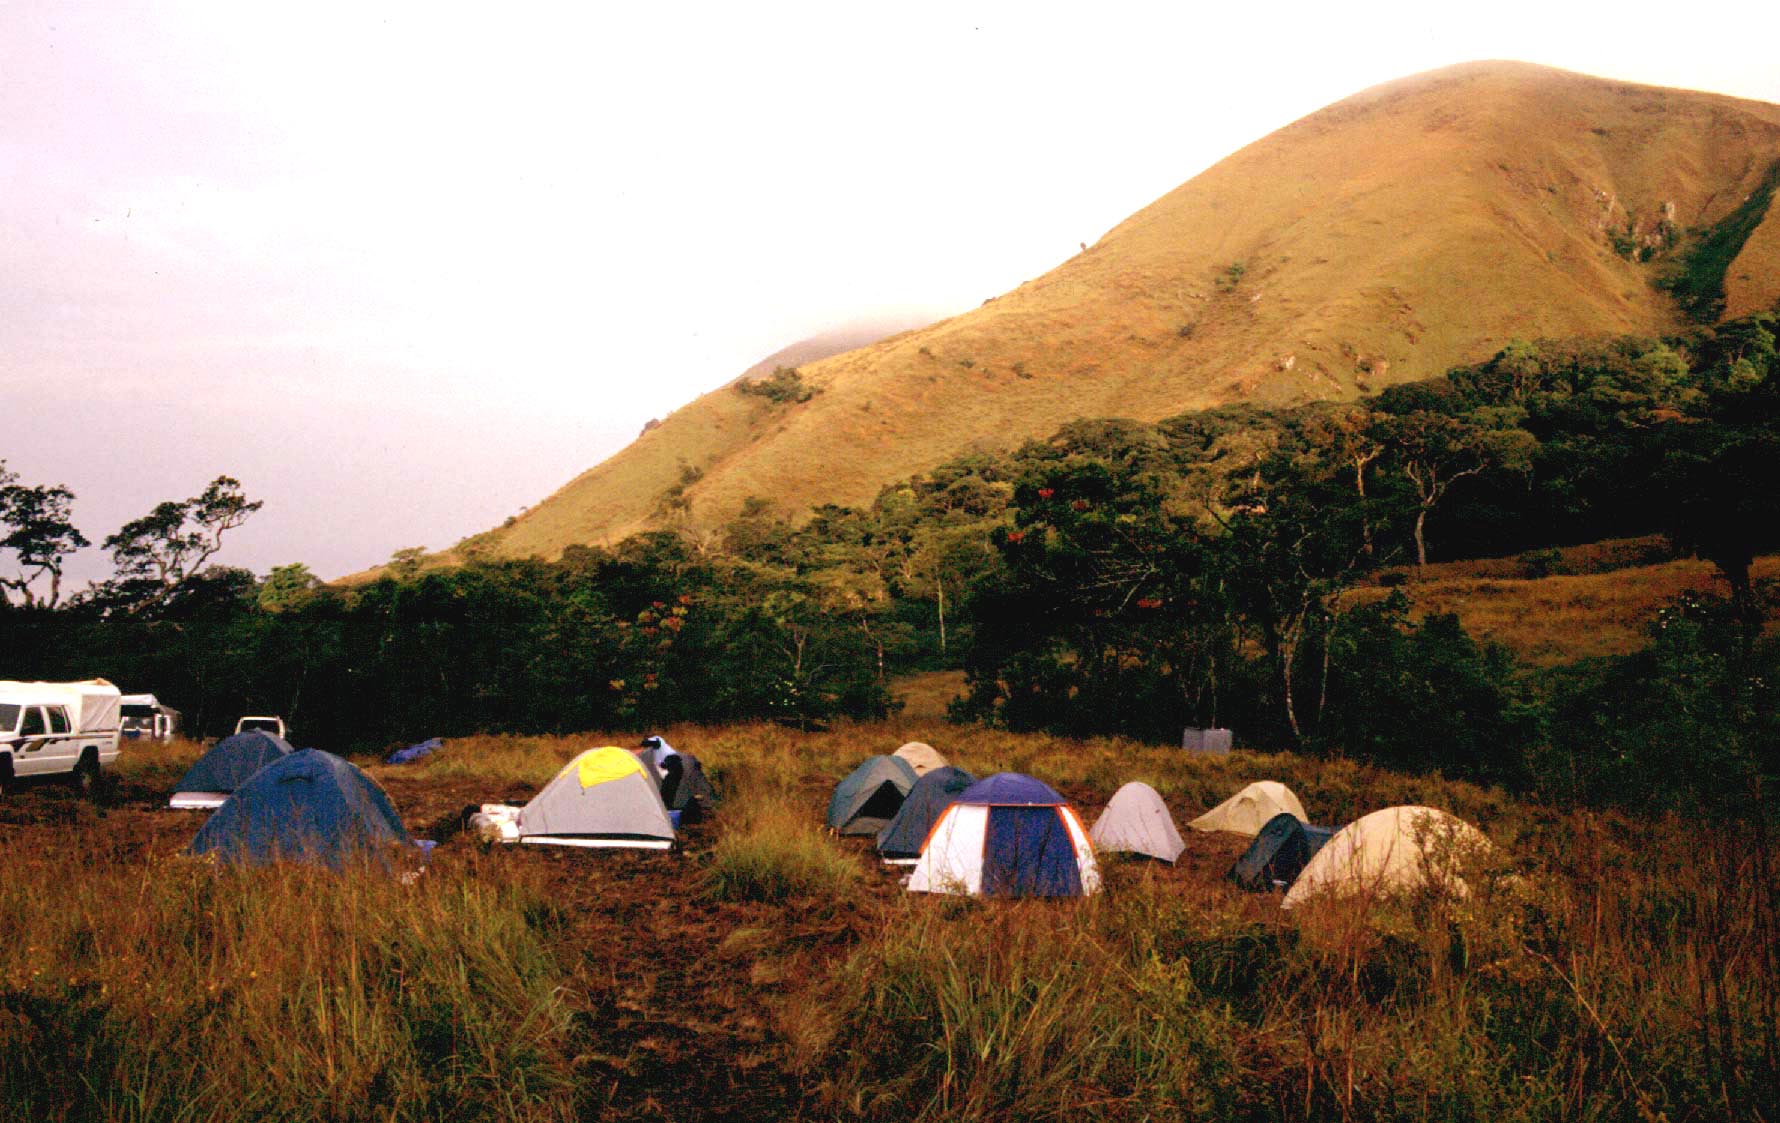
(906, 773), (1100, 898)
(188, 749), (418, 869)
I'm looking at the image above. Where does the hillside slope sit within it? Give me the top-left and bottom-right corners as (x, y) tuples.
(476, 61), (1780, 560)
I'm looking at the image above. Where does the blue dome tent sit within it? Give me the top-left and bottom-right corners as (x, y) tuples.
(189, 749), (418, 869)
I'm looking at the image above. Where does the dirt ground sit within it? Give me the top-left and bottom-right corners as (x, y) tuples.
(2, 765), (1277, 1122)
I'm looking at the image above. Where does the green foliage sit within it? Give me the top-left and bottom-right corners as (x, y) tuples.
(1319, 596), (1535, 787)
(12, 540), (894, 746)
(1538, 592), (1780, 812)
(1659, 159), (1780, 322)
(257, 562), (321, 612)
(386, 546), (428, 581)
(0, 464), (88, 608)
(96, 475), (262, 614)
(1215, 260), (1247, 291)
(736, 365), (817, 404)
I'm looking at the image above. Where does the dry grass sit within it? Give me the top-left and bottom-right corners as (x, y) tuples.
(1349, 551), (1780, 665)
(815, 813), (1780, 1122)
(6, 722), (1775, 1121)
(0, 844), (574, 1122)
(890, 670), (967, 722)
(473, 63), (1780, 558)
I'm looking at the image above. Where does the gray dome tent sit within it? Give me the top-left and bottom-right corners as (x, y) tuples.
(518, 747), (676, 849)
(876, 765), (977, 863)
(1227, 811), (1334, 891)
(1088, 781), (1185, 863)
(170, 730), (296, 809)
(826, 755), (918, 835)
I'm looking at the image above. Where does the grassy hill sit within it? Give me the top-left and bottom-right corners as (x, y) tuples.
(471, 60), (1780, 562)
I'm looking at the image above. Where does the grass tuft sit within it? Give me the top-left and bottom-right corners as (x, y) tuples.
(703, 792), (862, 906)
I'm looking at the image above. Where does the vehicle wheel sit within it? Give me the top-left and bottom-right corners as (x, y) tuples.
(72, 751), (101, 797)
(0, 758), (12, 796)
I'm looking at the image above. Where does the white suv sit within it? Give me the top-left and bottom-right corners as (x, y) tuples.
(0, 680), (122, 793)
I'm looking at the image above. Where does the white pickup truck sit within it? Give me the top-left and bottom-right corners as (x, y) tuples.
(0, 679), (122, 793)
(234, 715), (288, 739)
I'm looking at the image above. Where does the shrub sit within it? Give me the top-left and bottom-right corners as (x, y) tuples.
(736, 366), (817, 404)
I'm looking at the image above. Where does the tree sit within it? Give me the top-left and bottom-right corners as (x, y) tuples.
(0, 463), (89, 608)
(101, 476), (263, 611)
(1656, 428), (1780, 636)
(386, 546), (428, 582)
(258, 563), (322, 612)
(1378, 411), (1533, 567)
(1221, 459), (1370, 745)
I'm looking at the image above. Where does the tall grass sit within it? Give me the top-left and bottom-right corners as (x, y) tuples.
(16, 722), (1778, 1121)
(702, 750), (863, 906)
(812, 814), (1780, 1122)
(0, 844), (574, 1122)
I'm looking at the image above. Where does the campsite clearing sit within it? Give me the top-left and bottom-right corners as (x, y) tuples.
(0, 724), (1773, 1122)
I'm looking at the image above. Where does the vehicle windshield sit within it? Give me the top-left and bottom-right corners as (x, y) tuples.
(240, 718), (280, 732)
(121, 704), (158, 719)
(0, 703), (18, 733)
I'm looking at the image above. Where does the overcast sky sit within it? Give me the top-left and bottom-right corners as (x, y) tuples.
(5, 0), (1779, 584)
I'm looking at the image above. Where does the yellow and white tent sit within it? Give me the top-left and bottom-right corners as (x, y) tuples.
(513, 746), (676, 849)
(892, 741), (948, 777)
(1281, 805), (1488, 909)
(1187, 781), (1308, 835)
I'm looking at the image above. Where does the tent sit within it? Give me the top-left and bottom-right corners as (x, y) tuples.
(1282, 805), (1489, 909)
(1228, 811), (1335, 891)
(907, 773), (1100, 898)
(1188, 780), (1308, 835)
(518, 746), (676, 849)
(892, 741), (948, 777)
(658, 750), (718, 817)
(386, 737), (443, 765)
(827, 755), (918, 836)
(188, 749), (416, 869)
(1088, 781), (1185, 863)
(876, 765), (977, 863)
(170, 730), (296, 809)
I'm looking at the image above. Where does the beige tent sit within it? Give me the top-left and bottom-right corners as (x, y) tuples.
(892, 742), (948, 777)
(1281, 805), (1488, 909)
(1187, 781), (1308, 835)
